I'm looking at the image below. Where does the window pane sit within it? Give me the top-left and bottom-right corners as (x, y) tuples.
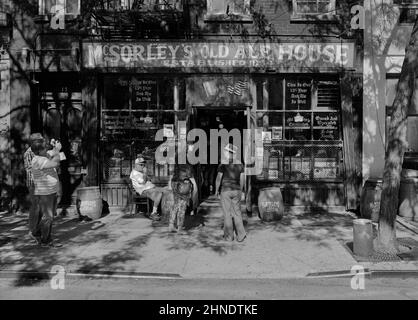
(209, 0), (226, 14)
(386, 78), (398, 107)
(296, 1), (318, 14)
(45, 0), (55, 13)
(208, 0), (248, 14)
(159, 79), (174, 110)
(295, 0), (333, 14)
(104, 76), (130, 109)
(43, 104), (61, 140)
(407, 116), (418, 152)
(269, 78), (283, 110)
(66, 0), (79, 14)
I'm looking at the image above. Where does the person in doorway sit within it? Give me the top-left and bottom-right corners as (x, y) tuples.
(215, 143), (247, 242)
(30, 139), (63, 247)
(130, 157), (163, 221)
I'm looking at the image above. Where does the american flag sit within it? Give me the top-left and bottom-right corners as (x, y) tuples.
(227, 80), (248, 96)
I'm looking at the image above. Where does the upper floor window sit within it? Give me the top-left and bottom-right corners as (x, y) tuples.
(396, 1), (418, 24)
(205, 0), (251, 22)
(96, 0), (182, 11)
(399, 7), (418, 24)
(38, 0), (80, 15)
(291, 0), (337, 21)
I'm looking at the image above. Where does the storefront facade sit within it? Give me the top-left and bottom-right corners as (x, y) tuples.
(3, 0), (363, 213)
(82, 40), (361, 211)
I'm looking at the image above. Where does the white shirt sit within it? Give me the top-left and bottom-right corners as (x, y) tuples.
(130, 169), (155, 195)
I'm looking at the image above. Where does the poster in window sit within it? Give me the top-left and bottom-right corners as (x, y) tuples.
(163, 124), (174, 139)
(262, 131), (272, 143)
(131, 78), (158, 109)
(313, 129), (339, 140)
(285, 112), (311, 128)
(272, 126), (283, 141)
(285, 79), (311, 110)
(313, 113), (339, 128)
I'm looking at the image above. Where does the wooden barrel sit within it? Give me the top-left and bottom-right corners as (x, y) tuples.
(360, 179), (382, 223)
(76, 187), (103, 220)
(258, 187), (284, 222)
(399, 177), (418, 221)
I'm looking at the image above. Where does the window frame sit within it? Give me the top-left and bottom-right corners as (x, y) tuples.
(255, 76), (344, 182)
(395, 0), (418, 25)
(290, 0), (338, 22)
(38, 0), (81, 16)
(204, 0), (252, 23)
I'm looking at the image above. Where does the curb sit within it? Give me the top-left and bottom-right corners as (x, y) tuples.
(306, 269), (418, 279)
(0, 270), (182, 281)
(397, 216), (418, 235)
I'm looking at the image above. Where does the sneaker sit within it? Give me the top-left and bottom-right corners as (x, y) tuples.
(149, 213), (161, 221)
(237, 234), (247, 243)
(28, 232), (41, 244)
(40, 241), (63, 248)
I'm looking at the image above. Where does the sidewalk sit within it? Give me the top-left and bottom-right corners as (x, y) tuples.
(0, 197), (417, 280)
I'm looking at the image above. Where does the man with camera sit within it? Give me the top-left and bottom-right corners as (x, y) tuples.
(29, 136), (65, 247)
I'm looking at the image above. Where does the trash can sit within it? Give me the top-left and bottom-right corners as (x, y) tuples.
(360, 179), (382, 222)
(353, 219), (374, 257)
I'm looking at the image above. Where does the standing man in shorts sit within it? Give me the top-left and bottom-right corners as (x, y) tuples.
(30, 139), (63, 247)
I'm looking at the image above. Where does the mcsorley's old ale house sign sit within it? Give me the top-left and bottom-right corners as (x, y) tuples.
(83, 41), (355, 71)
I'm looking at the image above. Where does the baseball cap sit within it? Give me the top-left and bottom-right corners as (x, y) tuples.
(135, 157), (146, 164)
(29, 133), (44, 143)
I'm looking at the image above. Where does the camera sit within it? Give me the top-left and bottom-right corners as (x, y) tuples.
(50, 139), (60, 147)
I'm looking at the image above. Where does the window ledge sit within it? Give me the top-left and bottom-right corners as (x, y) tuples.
(204, 13), (253, 23)
(36, 13), (80, 19)
(290, 13), (339, 23)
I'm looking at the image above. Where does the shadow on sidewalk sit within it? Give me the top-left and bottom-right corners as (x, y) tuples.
(0, 199), (357, 286)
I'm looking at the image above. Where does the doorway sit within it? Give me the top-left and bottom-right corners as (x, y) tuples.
(191, 107), (248, 200)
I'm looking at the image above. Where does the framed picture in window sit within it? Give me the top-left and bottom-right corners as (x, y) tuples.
(272, 126), (283, 141)
(262, 131), (272, 143)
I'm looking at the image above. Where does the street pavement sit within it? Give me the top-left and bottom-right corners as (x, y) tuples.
(0, 196), (418, 283)
(1, 277), (418, 300)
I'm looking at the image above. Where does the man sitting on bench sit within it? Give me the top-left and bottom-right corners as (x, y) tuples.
(130, 157), (163, 221)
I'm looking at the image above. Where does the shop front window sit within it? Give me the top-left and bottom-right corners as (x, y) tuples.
(386, 76), (418, 152)
(101, 75), (178, 184)
(291, 0), (337, 21)
(256, 76), (343, 182)
(205, 0), (252, 21)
